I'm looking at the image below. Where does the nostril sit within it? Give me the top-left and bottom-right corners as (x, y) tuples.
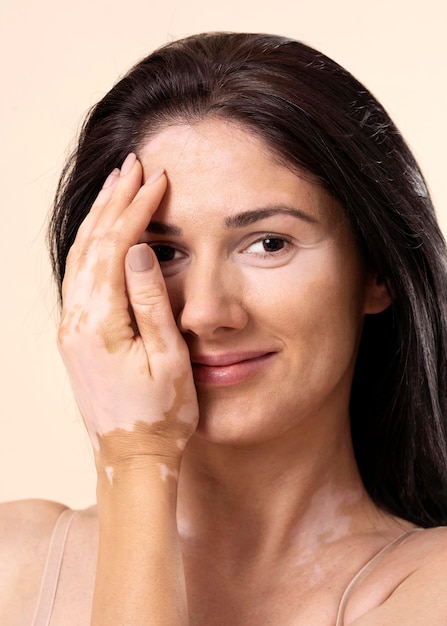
(181, 327), (199, 339)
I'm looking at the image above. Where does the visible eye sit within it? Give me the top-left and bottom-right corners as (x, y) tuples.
(244, 235), (292, 256)
(149, 244), (181, 263)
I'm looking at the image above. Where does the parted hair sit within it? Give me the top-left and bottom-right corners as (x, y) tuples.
(48, 32), (447, 526)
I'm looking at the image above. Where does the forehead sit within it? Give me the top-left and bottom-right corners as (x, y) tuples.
(138, 119), (284, 188)
(137, 119), (342, 225)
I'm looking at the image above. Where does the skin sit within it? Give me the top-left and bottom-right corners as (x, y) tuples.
(137, 121), (381, 447)
(1, 119), (447, 625)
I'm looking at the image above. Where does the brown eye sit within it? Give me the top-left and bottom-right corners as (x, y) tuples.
(262, 238), (286, 252)
(150, 244), (177, 262)
(244, 235), (292, 257)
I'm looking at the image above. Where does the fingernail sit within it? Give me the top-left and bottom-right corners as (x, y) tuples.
(102, 168), (120, 189)
(120, 153), (137, 176)
(145, 167), (165, 185)
(128, 244), (154, 272)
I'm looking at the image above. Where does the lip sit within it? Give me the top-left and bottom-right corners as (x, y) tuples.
(191, 351), (275, 386)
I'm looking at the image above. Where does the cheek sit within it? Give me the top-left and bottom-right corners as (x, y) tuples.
(163, 247), (365, 351)
(247, 255), (365, 356)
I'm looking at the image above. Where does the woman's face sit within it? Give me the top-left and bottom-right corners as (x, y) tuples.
(138, 119), (388, 446)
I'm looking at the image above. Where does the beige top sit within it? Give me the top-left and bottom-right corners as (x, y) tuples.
(31, 508), (420, 626)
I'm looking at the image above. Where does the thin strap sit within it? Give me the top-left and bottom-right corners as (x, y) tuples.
(335, 528), (422, 626)
(31, 508), (79, 626)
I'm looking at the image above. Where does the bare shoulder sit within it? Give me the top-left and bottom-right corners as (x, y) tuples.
(0, 497), (68, 528)
(404, 524), (447, 559)
(348, 526), (447, 625)
(0, 499), (69, 624)
(0, 498), (68, 560)
(0, 498), (98, 576)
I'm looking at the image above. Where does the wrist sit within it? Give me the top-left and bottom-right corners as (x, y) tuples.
(95, 461), (180, 538)
(96, 454), (181, 494)
(93, 421), (188, 474)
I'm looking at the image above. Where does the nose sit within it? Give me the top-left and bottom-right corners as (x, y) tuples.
(176, 259), (249, 339)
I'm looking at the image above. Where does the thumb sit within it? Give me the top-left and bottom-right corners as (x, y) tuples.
(125, 243), (179, 352)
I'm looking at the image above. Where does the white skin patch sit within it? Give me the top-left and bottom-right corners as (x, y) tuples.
(104, 465), (114, 485)
(177, 515), (195, 539)
(158, 463), (179, 482)
(176, 438), (188, 451)
(177, 402), (198, 424)
(83, 370), (196, 446)
(292, 485), (361, 570)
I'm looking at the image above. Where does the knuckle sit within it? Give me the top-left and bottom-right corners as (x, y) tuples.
(56, 321), (73, 351)
(65, 237), (100, 270)
(101, 229), (126, 249)
(57, 305), (95, 350)
(131, 281), (167, 306)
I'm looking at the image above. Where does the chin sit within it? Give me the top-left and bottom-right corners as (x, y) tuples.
(191, 400), (279, 449)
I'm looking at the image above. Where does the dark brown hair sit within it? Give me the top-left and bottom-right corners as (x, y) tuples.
(48, 32), (447, 526)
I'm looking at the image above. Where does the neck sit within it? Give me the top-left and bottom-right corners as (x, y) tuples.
(177, 422), (386, 561)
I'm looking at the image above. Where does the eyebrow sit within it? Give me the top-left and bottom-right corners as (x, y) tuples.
(145, 205), (318, 235)
(224, 206), (318, 228)
(145, 222), (182, 236)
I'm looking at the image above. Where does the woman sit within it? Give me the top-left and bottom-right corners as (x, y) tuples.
(1, 32), (447, 625)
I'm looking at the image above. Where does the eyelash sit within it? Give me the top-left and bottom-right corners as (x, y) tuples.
(148, 233), (295, 266)
(244, 234), (293, 257)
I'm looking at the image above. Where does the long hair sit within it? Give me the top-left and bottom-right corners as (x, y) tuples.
(48, 32), (447, 526)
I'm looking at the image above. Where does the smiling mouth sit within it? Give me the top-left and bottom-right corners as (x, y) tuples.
(191, 352), (275, 386)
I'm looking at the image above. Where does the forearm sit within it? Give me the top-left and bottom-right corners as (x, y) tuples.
(92, 464), (188, 626)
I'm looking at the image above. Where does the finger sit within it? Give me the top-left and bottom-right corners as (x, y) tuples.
(108, 167), (167, 246)
(62, 157), (135, 303)
(125, 244), (186, 363)
(72, 153), (141, 254)
(62, 157), (161, 305)
(91, 170), (167, 296)
(73, 167), (120, 245)
(61, 167), (121, 300)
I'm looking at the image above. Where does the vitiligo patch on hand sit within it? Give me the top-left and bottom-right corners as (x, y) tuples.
(158, 463), (180, 482)
(104, 466), (114, 486)
(94, 395), (198, 475)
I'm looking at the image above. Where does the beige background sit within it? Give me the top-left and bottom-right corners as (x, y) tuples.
(1, 0), (445, 510)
